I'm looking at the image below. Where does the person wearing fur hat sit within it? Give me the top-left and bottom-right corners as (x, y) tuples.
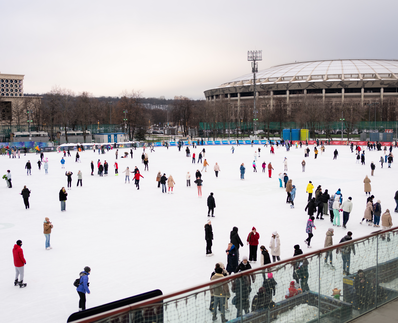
(43, 217), (53, 250)
(247, 227), (260, 262)
(12, 240), (26, 287)
(76, 266), (91, 311)
(236, 256), (252, 273)
(269, 232), (281, 262)
(324, 228), (334, 266)
(204, 220), (213, 256)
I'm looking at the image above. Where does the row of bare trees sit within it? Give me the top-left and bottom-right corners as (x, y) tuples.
(3, 90), (398, 141)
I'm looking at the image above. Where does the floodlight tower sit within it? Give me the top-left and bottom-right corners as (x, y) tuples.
(247, 50), (262, 137)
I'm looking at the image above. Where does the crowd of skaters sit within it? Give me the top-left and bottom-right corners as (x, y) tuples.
(4, 139), (398, 317)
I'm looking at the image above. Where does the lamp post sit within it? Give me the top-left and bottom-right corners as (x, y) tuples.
(340, 111), (345, 141)
(26, 109), (33, 140)
(123, 110), (128, 141)
(247, 50), (262, 137)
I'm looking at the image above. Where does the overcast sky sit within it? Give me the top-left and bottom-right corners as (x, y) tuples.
(2, 0), (398, 99)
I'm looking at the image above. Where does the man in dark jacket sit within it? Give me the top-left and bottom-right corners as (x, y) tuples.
(21, 186), (31, 209)
(338, 231), (355, 275)
(230, 227), (244, 261)
(395, 190), (398, 213)
(207, 192), (216, 217)
(204, 220), (213, 256)
(25, 160), (32, 175)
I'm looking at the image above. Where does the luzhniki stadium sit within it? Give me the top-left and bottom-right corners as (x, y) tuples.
(204, 59), (398, 108)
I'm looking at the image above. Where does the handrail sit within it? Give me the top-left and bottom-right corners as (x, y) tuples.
(68, 226), (397, 322)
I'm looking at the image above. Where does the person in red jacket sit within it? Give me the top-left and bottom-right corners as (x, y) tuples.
(134, 171), (144, 190)
(247, 227), (260, 262)
(285, 281), (298, 299)
(12, 240), (27, 287)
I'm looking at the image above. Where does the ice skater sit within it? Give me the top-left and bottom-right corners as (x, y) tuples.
(12, 240), (27, 288)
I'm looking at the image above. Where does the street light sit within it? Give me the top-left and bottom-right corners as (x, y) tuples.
(247, 50), (262, 137)
(123, 110), (128, 141)
(26, 109), (33, 140)
(340, 111), (345, 141)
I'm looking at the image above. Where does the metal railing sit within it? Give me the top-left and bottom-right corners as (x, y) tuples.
(69, 227), (398, 323)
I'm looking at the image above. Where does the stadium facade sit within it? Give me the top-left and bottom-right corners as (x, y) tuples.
(204, 59), (398, 110)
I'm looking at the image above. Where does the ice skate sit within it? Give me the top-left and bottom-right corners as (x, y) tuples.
(14, 279), (18, 286)
(18, 280), (27, 288)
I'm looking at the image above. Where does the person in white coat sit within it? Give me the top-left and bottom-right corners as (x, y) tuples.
(341, 197), (353, 228)
(283, 158), (288, 171)
(269, 231), (281, 262)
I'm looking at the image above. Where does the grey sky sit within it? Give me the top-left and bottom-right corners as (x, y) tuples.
(2, 0), (397, 99)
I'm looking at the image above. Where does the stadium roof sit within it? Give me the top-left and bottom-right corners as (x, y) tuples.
(220, 59), (398, 87)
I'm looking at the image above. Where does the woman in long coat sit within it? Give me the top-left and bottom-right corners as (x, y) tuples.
(361, 201), (373, 225)
(363, 176), (371, 195)
(167, 175), (175, 193)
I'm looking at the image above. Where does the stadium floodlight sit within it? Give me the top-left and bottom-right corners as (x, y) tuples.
(247, 50), (262, 136)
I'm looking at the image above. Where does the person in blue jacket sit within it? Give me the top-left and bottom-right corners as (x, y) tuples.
(290, 185), (296, 209)
(76, 266), (91, 311)
(240, 163), (246, 180)
(226, 243), (238, 275)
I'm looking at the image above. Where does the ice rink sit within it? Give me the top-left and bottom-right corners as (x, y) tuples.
(0, 142), (396, 322)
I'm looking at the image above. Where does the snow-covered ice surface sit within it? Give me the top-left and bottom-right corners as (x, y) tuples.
(0, 143), (397, 323)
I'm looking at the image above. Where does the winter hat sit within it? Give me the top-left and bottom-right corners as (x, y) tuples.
(377, 200), (381, 203)
(84, 266), (91, 273)
(328, 228), (334, 232)
(267, 273), (273, 279)
(242, 256), (248, 261)
(290, 281), (296, 287)
(272, 231), (278, 236)
(16, 240), (22, 246)
(252, 227), (256, 231)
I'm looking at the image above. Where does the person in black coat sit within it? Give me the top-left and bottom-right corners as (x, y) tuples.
(205, 220), (213, 256)
(59, 187), (68, 211)
(21, 185), (31, 209)
(65, 171), (73, 189)
(207, 192), (216, 217)
(236, 257), (252, 273)
(226, 243), (238, 274)
(230, 226), (244, 261)
(160, 174), (167, 193)
(90, 161), (94, 176)
(195, 169), (202, 179)
(25, 160), (32, 175)
(321, 189), (330, 216)
(305, 198), (317, 217)
(262, 272), (277, 304)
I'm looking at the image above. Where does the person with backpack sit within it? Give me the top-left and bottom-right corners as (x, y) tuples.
(76, 266), (91, 311)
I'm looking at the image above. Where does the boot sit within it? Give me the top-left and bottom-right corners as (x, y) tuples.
(14, 279), (18, 286)
(221, 314), (228, 323)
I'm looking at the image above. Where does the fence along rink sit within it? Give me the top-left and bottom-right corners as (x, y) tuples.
(77, 227), (398, 323)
